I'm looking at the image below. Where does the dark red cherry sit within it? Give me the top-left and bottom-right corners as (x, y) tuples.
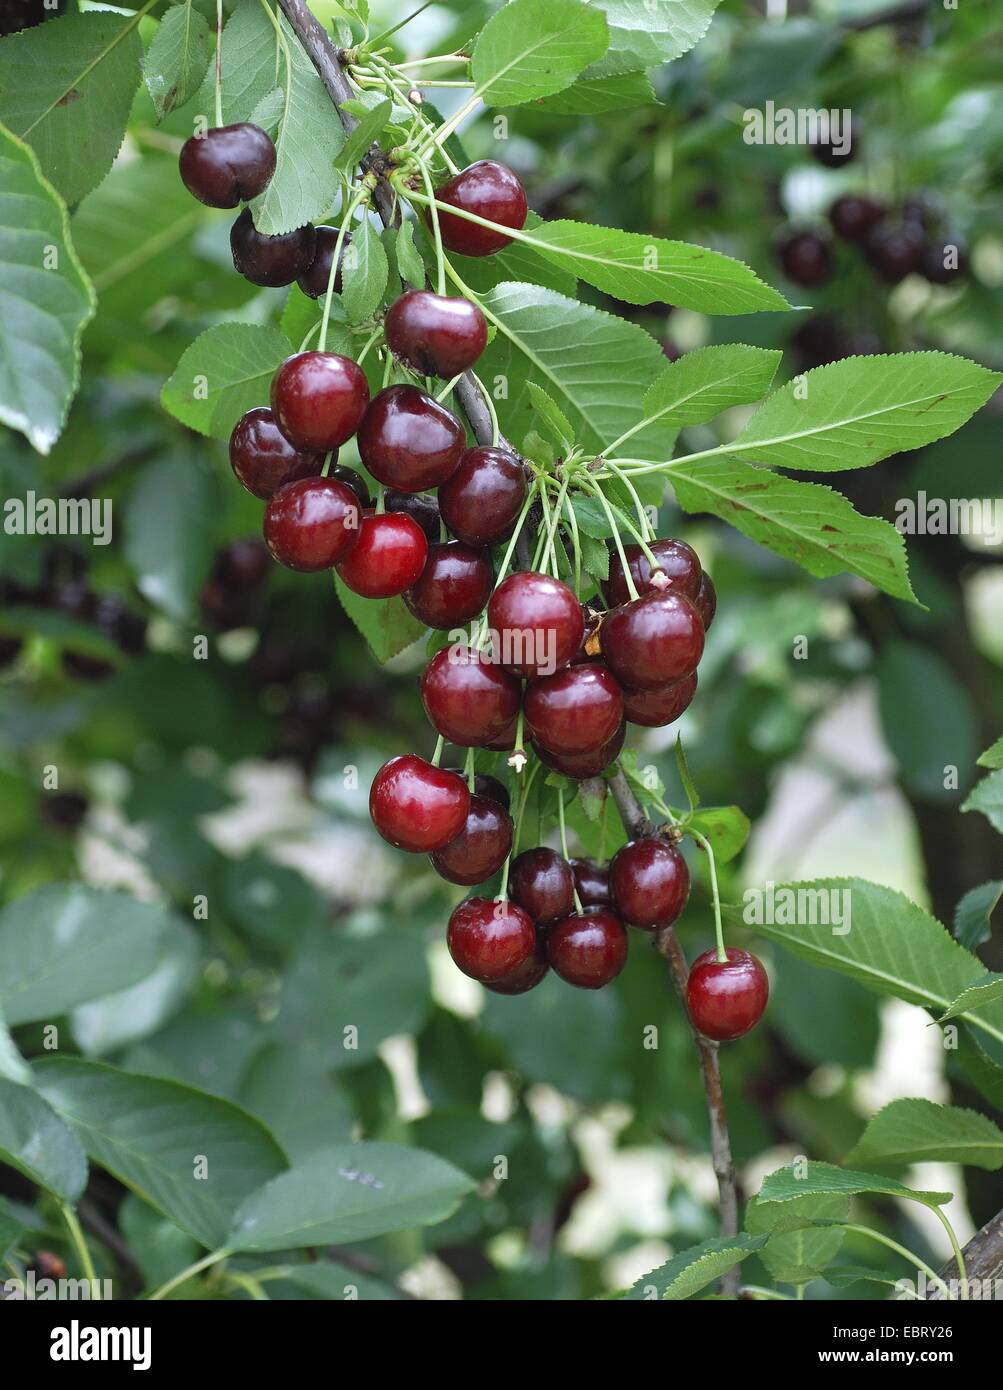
(622, 672), (697, 728)
(385, 488), (440, 541)
(776, 229), (833, 288)
(603, 538), (702, 608)
(532, 723), (625, 780)
(438, 446), (527, 549)
(263, 477), (361, 572)
(524, 662), (623, 756)
(328, 465), (371, 509)
(920, 238), (967, 284)
(433, 160), (528, 257)
(335, 510), (428, 598)
(828, 195), (886, 243)
(484, 715), (519, 752)
(179, 123), (275, 207)
(509, 847), (575, 926)
(403, 541), (493, 629)
(229, 407), (324, 499)
(693, 571), (716, 630)
(609, 836), (690, 931)
(297, 226), (351, 299)
(601, 591), (704, 691)
(271, 351), (370, 452)
(864, 222), (924, 283)
(571, 858), (611, 909)
(369, 754), (470, 852)
(420, 644), (521, 747)
(547, 910), (628, 989)
(430, 794), (513, 885)
(570, 607), (603, 665)
(446, 771), (510, 811)
(230, 208), (316, 287)
(487, 572), (584, 678)
(686, 947), (769, 1042)
(214, 538), (271, 590)
(385, 290), (487, 377)
(484, 934), (549, 994)
(358, 385), (465, 492)
(447, 896), (536, 983)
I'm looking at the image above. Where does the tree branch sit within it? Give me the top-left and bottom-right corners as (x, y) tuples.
(927, 1208), (1003, 1298)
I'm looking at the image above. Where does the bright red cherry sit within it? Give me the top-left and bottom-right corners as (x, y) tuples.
(430, 794), (513, 885)
(179, 123), (275, 207)
(524, 662), (623, 756)
(509, 847), (575, 925)
(609, 836), (690, 930)
(358, 385), (465, 492)
(447, 896), (536, 983)
(601, 591), (704, 691)
(487, 572), (584, 678)
(693, 571), (716, 630)
(603, 538), (702, 608)
(420, 644), (521, 747)
(686, 947), (769, 1042)
(571, 858), (611, 909)
(547, 910), (628, 989)
(271, 352), (370, 452)
(403, 541), (493, 629)
(369, 754), (470, 852)
(433, 160), (528, 257)
(335, 510), (428, 598)
(384, 291), (487, 377)
(263, 477), (361, 572)
(622, 672), (697, 728)
(484, 935), (549, 994)
(230, 209), (316, 287)
(229, 407), (324, 499)
(297, 226), (351, 298)
(385, 488), (440, 541)
(533, 722), (625, 780)
(438, 445), (527, 548)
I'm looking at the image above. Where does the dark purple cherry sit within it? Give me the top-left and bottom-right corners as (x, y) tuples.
(433, 160), (528, 257)
(438, 446), (527, 548)
(358, 385), (465, 492)
(571, 858), (611, 909)
(430, 794), (513, 886)
(864, 222), (925, 283)
(447, 896), (536, 983)
(828, 195), (886, 243)
(693, 571), (716, 630)
(297, 227), (351, 299)
(603, 538), (702, 608)
(509, 847), (575, 926)
(328, 465), (371, 509)
(403, 541), (493, 629)
(446, 771), (510, 811)
(229, 407), (324, 500)
(385, 290), (488, 377)
(231, 208), (316, 287)
(484, 934), (549, 994)
(179, 123), (276, 208)
(263, 477), (361, 572)
(420, 644), (521, 747)
(547, 910), (628, 989)
(601, 591), (704, 691)
(369, 754), (470, 852)
(776, 228), (833, 288)
(920, 238), (967, 285)
(385, 489), (440, 542)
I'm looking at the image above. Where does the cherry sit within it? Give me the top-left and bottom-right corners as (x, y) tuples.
(297, 226), (350, 299)
(370, 754), (470, 852)
(509, 847), (575, 925)
(547, 910), (628, 990)
(430, 794), (513, 885)
(622, 672), (697, 728)
(570, 606), (602, 665)
(484, 714), (519, 751)
(484, 934), (549, 994)
(40, 791), (89, 831)
(230, 208), (316, 287)
(438, 446), (527, 548)
(328, 465), (371, 509)
(263, 477), (361, 572)
(693, 571), (716, 630)
(358, 385), (465, 492)
(447, 896), (536, 983)
(213, 538), (271, 589)
(385, 488), (440, 541)
(828, 194), (886, 243)
(863, 222), (924, 283)
(335, 510), (428, 598)
(271, 351), (370, 452)
(609, 836), (690, 930)
(809, 123), (858, 167)
(601, 591), (704, 690)
(603, 538), (702, 608)
(403, 541), (493, 629)
(384, 290), (488, 377)
(229, 406), (324, 499)
(433, 160), (528, 257)
(487, 572), (584, 678)
(179, 123), (276, 208)
(420, 643), (521, 747)
(776, 229), (833, 288)
(920, 238), (967, 285)
(686, 947), (769, 1042)
(446, 771), (510, 811)
(524, 662), (623, 756)
(532, 722), (625, 779)
(571, 858), (611, 909)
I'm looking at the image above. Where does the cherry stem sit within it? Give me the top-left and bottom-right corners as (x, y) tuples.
(61, 1204), (99, 1297)
(431, 735), (445, 768)
(464, 746), (476, 793)
(412, 90), (481, 159)
(320, 183), (367, 353)
(606, 460), (654, 542)
(416, 159), (447, 296)
(356, 326), (382, 367)
(556, 791), (584, 914)
(435, 374), (463, 403)
(578, 475), (639, 601)
(842, 1223), (955, 1300)
(214, 0), (224, 129)
(511, 758), (539, 859)
(688, 827), (727, 964)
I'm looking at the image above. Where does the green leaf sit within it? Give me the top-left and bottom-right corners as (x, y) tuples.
(124, 453), (215, 622)
(686, 806), (750, 864)
(161, 323), (291, 439)
(963, 769), (1003, 835)
(0, 1077), (87, 1204)
(0, 124), (95, 455)
(526, 382), (575, 449)
(395, 219), (426, 289)
(449, 211), (577, 300)
(746, 1193), (847, 1285)
(580, 531), (609, 585)
(587, 0), (725, 78)
(978, 735), (1003, 769)
(844, 1099), (1003, 1171)
(954, 880), (1001, 952)
(675, 734), (699, 811)
(227, 1142), (475, 1252)
(758, 1160), (951, 1209)
(638, 345), (783, 432)
(0, 1200), (24, 1261)
(938, 972), (1003, 1026)
(534, 70), (656, 116)
(34, 1058), (287, 1250)
(876, 641), (978, 802)
(570, 495), (635, 540)
(471, 0), (609, 108)
(824, 1265), (901, 1290)
(144, 1), (212, 121)
(336, 96), (392, 170)
(0, 1008), (29, 1084)
(237, 1043), (354, 1163)
(0, 10), (144, 205)
(334, 576), (426, 664)
(341, 216), (389, 325)
(624, 1234), (766, 1300)
(191, 0), (280, 124)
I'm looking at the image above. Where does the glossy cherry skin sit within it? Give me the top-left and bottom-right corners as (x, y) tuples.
(484, 934), (549, 994)
(297, 226), (350, 298)
(438, 446), (527, 548)
(484, 715), (519, 752)
(571, 858), (611, 909)
(693, 571), (716, 630)
(385, 290), (488, 377)
(686, 947), (769, 1042)
(447, 896), (537, 983)
(532, 722), (625, 779)
(230, 208), (316, 287)
(828, 194), (886, 243)
(403, 541), (493, 629)
(179, 123), (275, 207)
(446, 771), (510, 811)
(603, 538), (702, 608)
(487, 572), (584, 678)
(263, 477), (361, 572)
(601, 591), (704, 691)
(430, 794), (513, 886)
(864, 222), (924, 283)
(609, 836), (690, 931)
(328, 465), (371, 509)
(385, 489), (440, 542)
(229, 407), (324, 499)
(509, 847), (575, 926)
(434, 160), (528, 257)
(271, 352), (370, 452)
(524, 662), (623, 756)
(369, 754), (470, 852)
(420, 643), (521, 747)
(358, 385), (465, 492)
(547, 910), (628, 989)
(622, 672), (697, 728)
(776, 229), (833, 288)
(335, 510), (428, 598)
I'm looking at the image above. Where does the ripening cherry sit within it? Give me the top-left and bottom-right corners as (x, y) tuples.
(263, 477), (361, 572)
(335, 511), (428, 598)
(384, 290), (488, 377)
(229, 407), (324, 500)
(609, 836), (690, 930)
(179, 123), (276, 207)
(297, 227), (351, 298)
(571, 858), (611, 909)
(433, 160), (528, 257)
(509, 847), (575, 926)
(271, 351), (370, 452)
(532, 722), (625, 779)
(484, 935), (550, 994)
(447, 896), (537, 983)
(686, 947), (769, 1042)
(438, 446), (527, 549)
(369, 754), (470, 852)
(230, 208), (316, 287)
(547, 910), (628, 989)
(693, 571), (716, 630)
(430, 794), (513, 886)
(621, 672), (697, 729)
